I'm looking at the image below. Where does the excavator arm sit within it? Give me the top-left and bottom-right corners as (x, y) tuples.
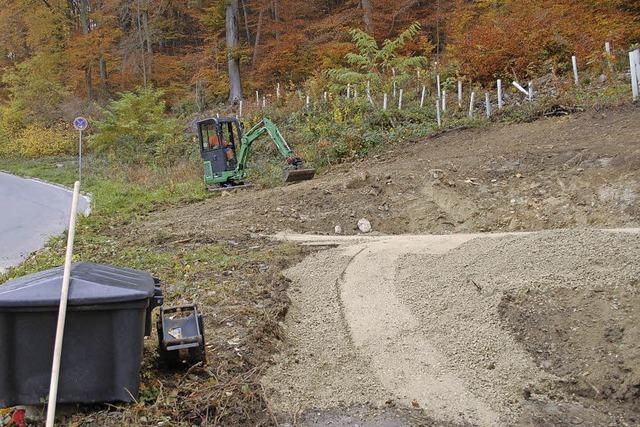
(236, 118), (315, 182)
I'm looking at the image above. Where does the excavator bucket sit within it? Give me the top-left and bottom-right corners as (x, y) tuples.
(284, 168), (316, 183)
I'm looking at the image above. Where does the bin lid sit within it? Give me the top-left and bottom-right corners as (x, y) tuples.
(0, 262), (156, 308)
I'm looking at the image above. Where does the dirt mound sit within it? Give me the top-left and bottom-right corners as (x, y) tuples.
(137, 108), (640, 243)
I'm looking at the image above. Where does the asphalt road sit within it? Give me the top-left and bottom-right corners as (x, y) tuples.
(0, 172), (90, 272)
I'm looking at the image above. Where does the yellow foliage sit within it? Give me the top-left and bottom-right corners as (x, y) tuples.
(14, 124), (75, 158)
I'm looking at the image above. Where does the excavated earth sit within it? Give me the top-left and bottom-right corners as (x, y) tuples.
(135, 107), (640, 425)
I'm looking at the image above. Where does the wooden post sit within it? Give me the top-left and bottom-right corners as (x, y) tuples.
(631, 50), (639, 101)
(383, 93), (388, 111)
(497, 79), (503, 109)
(458, 80), (462, 107)
(46, 182), (81, 427)
(469, 91), (475, 118)
(398, 89), (403, 110)
(420, 85), (426, 108)
(485, 92), (491, 118)
(436, 99), (441, 127)
(572, 55), (579, 85)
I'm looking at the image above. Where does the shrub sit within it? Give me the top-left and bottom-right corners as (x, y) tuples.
(90, 88), (184, 164)
(14, 123), (75, 158)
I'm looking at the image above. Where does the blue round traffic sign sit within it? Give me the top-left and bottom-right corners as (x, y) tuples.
(73, 116), (88, 131)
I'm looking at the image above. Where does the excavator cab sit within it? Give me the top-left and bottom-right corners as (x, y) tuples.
(197, 117), (243, 178)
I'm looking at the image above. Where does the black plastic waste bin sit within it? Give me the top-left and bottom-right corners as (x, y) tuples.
(0, 262), (163, 407)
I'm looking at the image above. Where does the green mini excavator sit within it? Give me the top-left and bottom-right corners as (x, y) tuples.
(196, 116), (315, 191)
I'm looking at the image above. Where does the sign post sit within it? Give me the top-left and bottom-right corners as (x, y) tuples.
(73, 117), (88, 184)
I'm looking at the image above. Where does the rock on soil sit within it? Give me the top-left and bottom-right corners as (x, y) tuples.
(263, 229), (640, 426)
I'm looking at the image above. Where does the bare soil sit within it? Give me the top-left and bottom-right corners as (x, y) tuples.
(125, 106), (640, 426)
(139, 106), (640, 240)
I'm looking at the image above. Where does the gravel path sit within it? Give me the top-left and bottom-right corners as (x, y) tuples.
(263, 229), (640, 425)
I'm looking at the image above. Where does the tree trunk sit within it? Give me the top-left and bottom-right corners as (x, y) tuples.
(226, 0), (243, 104)
(240, 0), (251, 43)
(99, 55), (108, 93)
(79, 0), (93, 100)
(252, 7), (264, 66)
(272, 0), (279, 40)
(361, 0), (373, 34)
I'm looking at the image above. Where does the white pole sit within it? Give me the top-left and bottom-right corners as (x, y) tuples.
(393, 80), (397, 98)
(347, 84), (351, 99)
(528, 81), (533, 101)
(436, 99), (441, 127)
(46, 181), (81, 427)
(383, 93), (388, 111)
(239, 100), (243, 117)
(457, 80), (462, 107)
(306, 95), (310, 107)
(420, 85), (426, 108)
(354, 89), (358, 99)
(441, 90), (446, 112)
(324, 91), (328, 102)
(485, 92), (491, 118)
(262, 96), (266, 108)
(78, 131), (82, 184)
(469, 91), (475, 118)
(572, 55), (579, 85)
(276, 83), (281, 99)
(631, 50), (639, 101)
(512, 81), (530, 97)
(497, 79), (503, 109)
(605, 42), (611, 55)
(398, 89), (403, 110)
(256, 90), (259, 106)
(436, 74), (441, 99)
(634, 50), (640, 98)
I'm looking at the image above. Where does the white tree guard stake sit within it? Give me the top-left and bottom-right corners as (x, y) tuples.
(354, 89), (358, 99)
(497, 79), (503, 109)
(420, 85), (426, 108)
(436, 99), (442, 127)
(262, 96), (266, 108)
(485, 92), (491, 118)
(306, 95), (310, 107)
(572, 55), (579, 85)
(436, 74), (441, 100)
(512, 81), (530, 97)
(528, 81), (533, 101)
(255, 90), (259, 106)
(443, 90), (448, 112)
(458, 80), (463, 107)
(393, 80), (397, 98)
(398, 89), (403, 110)
(631, 50), (639, 101)
(347, 84), (351, 99)
(239, 100), (243, 117)
(46, 181), (81, 427)
(276, 83), (281, 99)
(605, 42), (611, 55)
(323, 91), (328, 102)
(383, 93), (388, 111)
(417, 69), (420, 79)
(468, 91), (475, 118)
(635, 50), (640, 95)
